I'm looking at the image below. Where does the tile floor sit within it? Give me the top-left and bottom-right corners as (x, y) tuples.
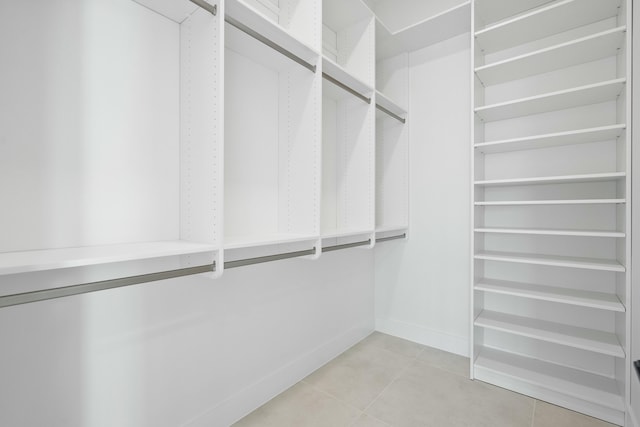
(233, 332), (616, 427)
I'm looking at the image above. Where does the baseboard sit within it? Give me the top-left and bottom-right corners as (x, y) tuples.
(182, 323), (373, 427)
(375, 317), (468, 357)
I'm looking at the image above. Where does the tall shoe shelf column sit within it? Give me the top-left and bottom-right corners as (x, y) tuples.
(471, 0), (631, 424)
(320, 0), (376, 250)
(223, 0), (322, 264)
(0, 0), (223, 290)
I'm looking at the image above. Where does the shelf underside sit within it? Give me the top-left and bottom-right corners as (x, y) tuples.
(475, 199), (625, 206)
(474, 227), (625, 238)
(223, 234), (318, 250)
(474, 172), (625, 187)
(475, 310), (624, 357)
(474, 251), (625, 272)
(475, 278), (625, 312)
(475, 124), (626, 154)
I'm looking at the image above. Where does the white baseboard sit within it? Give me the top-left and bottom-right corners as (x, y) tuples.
(183, 323), (373, 427)
(376, 317), (468, 357)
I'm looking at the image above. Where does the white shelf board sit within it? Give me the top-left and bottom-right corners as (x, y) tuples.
(475, 124), (626, 154)
(376, 2), (470, 60)
(474, 310), (625, 357)
(475, 278), (625, 312)
(475, 199), (626, 206)
(322, 56), (373, 101)
(226, 0), (319, 69)
(321, 229), (373, 240)
(223, 233), (318, 250)
(475, 79), (626, 122)
(475, 0), (622, 54)
(474, 251), (625, 272)
(375, 91), (407, 118)
(476, 27), (626, 86)
(0, 241), (218, 276)
(475, 0), (553, 28)
(474, 172), (626, 187)
(474, 227), (625, 238)
(474, 348), (625, 412)
(132, 0), (200, 23)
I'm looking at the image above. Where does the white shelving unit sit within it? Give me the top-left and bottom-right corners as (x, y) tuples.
(321, 0), (376, 248)
(471, 0), (631, 424)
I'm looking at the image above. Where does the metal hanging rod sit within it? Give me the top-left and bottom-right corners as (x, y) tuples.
(225, 248), (317, 269)
(376, 104), (406, 124)
(377, 233), (407, 243)
(0, 263), (215, 309)
(322, 73), (372, 104)
(225, 16), (316, 73)
(190, 0), (217, 16)
(323, 239), (371, 252)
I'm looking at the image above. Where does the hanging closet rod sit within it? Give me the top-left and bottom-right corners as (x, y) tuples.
(225, 248), (316, 269)
(0, 263), (215, 309)
(322, 73), (372, 104)
(377, 233), (406, 243)
(323, 239), (371, 252)
(190, 0), (217, 16)
(225, 16), (317, 73)
(376, 104), (406, 124)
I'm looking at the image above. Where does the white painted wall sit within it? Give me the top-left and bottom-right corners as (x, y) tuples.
(0, 251), (374, 427)
(374, 33), (471, 356)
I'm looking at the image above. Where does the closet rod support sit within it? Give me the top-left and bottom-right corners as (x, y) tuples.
(377, 233), (406, 243)
(0, 263), (215, 309)
(225, 16), (316, 73)
(189, 0), (217, 16)
(376, 104), (406, 124)
(225, 248), (316, 269)
(323, 239), (371, 252)
(322, 73), (371, 104)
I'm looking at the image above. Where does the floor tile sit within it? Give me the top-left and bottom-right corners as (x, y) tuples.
(351, 413), (392, 427)
(533, 400), (616, 427)
(232, 382), (360, 427)
(366, 359), (534, 427)
(304, 340), (414, 410)
(362, 332), (425, 358)
(417, 345), (469, 377)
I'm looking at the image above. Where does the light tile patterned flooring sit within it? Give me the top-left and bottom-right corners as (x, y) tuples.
(233, 332), (616, 427)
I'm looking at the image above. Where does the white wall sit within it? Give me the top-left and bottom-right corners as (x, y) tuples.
(374, 33), (471, 356)
(0, 251), (374, 427)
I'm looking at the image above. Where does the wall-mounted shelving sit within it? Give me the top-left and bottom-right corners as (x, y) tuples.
(471, 0), (631, 423)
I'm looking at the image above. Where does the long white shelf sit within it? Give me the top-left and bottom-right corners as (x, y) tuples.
(475, 79), (626, 122)
(474, 227), (625, 238)
(475, 0), (554, 29)
(476, 27), (626, 86)
(475, 0), (622, 54)
(474, 348), (625, 412)
(375, 91), (407, 118)
(474, 172), (625, 187)
(474, 310), (625, 357)
(474, 251), (625, 272)
(322, 56), (373, 102)
(475, 124), (626, 154)
(376, 2), (470, 60)
(0, 241), (218, 276)
(475, 278), (625, 312)
(223, 234), (318, 250)
(475, 199), (625, 206)
(321, 229), (373, 240)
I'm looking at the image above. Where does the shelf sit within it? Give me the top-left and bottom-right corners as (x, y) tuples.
(321, 229), (373, 240)
(474, 227), (625, 238)
(475, 278), (625, 312)
(475, 0), (553, 28)
(475, 310), (625, 357)
(475, 199), (626, 206)
(475, 124), (626, 154)
(475, 172), (626, 187)
(226, 0), (319, 71)
(375, 225), (408, 235)
(133, 0), (202, 23)
(474, 251), (625, 272)
(223, 234), (318, 250)
(476, 27), (626, 86)
(475, 79), (626, 122)
(376, 2), (470, 60)
(375, 91), (407, 119)
(322, 56), (373, 102)
(0, 241), (218, 276)
(475, 0), (622, 54)
(474, 348), (625, 412)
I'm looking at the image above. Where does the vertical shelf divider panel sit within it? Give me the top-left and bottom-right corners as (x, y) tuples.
(471, 0), (631, 424)
(321, 0), (376, 250)
(0, 0), (223, 297)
